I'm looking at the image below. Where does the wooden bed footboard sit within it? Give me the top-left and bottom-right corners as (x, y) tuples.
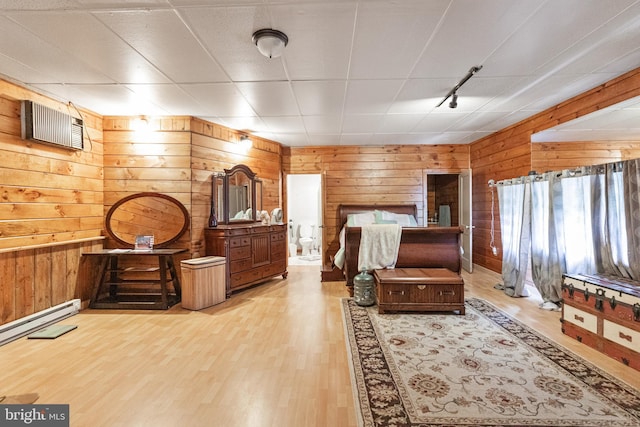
(344, 226), (463, 296)
(336, 204), (463, 296)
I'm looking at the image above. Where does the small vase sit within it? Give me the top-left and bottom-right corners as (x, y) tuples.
(208, 204), (218, 227)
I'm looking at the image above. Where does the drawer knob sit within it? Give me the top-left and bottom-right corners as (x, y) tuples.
(388, 290), (405, 296)
(439, 290), (456, 296)
(619, 331), (633, 343)
(574, 314), (584, 323)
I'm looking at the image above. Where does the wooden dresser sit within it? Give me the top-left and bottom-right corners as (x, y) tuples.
(204, 223), (288, 296)
(561, 273), (640, 370)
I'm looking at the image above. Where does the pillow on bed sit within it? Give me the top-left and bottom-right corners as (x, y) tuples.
(375, 219), (398, 224)
(375, 210), (418, 227)
(346, 211), (376, 226)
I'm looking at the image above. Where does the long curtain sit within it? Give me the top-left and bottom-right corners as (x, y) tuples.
(622, 159), (640, 279)
(497, 178), (530, 297)
(496, 158), (640, 305)
(530, 173), (562, 304)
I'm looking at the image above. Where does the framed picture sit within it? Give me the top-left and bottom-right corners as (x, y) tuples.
(134, 235), (154, 251)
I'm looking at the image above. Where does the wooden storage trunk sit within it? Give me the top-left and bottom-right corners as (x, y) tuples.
(561, 273), (640, 370)
(374, 267), (465, 315)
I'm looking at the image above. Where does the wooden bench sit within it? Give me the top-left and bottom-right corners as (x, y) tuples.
(374, 267), (465, 314)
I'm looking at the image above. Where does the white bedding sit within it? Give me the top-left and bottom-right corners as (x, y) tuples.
(333, 210), (417, 271)
(357, 223), (402, 272)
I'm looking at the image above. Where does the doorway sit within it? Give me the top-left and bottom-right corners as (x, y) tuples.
(286, 174), (323, 266)
(425, 171), (473, 273)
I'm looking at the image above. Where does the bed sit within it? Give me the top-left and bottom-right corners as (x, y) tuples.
(336, 204), (463, 296)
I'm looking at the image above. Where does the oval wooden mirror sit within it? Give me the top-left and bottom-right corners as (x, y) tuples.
(105, 192), (189, 248)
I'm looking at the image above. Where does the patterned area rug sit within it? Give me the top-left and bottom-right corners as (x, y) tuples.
(342, 298), (640, 427)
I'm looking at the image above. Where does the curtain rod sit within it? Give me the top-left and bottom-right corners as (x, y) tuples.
(489, 161), (625, 187)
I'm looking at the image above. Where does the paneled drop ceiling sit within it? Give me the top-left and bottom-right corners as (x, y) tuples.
(1, 0), (640, 147)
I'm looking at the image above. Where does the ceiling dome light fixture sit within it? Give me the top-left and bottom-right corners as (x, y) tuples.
(252, 28), (288, 59)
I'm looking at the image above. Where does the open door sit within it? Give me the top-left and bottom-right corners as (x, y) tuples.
(459, 169), (473, 272)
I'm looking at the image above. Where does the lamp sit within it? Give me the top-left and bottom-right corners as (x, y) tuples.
(436, 65), (482, 108)
(240, 135), (252, 150)
(449, 92), (458, 109)
(252, 29), (288, 59)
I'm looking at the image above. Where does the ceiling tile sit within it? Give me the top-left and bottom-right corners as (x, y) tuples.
(235, 81), (299, 116)
(7, 12), (170, 84)
(270, 2), (356, 80)
(291, 81), (346, 116)
(341, 115), (384, 133)
(261, 116), (306, 134)
(349, 0), (449, 79)
(0, 0), (639, 146)
(303, 115), (342, 134)
(0, 15), (114, 84)
(180, 83), (256, 116)
(180, 4), (288, 82)
(95, 9), (229, 83)
(344, 80), (404, 114)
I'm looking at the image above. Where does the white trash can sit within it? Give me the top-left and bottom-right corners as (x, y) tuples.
(180, 256), (226, 310)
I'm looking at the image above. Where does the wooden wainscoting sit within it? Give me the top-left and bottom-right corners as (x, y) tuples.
(0, 238), (104, 324)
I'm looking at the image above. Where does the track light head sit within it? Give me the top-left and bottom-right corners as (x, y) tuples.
(449, 92), (458, 109)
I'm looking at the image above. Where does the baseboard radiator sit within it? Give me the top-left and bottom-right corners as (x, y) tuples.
(0, 299), (80, 346)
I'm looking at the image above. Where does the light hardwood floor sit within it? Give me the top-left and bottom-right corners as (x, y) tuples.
(1, 265), (639, 427)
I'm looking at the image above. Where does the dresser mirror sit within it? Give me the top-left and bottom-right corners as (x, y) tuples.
(105, 192), (189, 247)
(212, 164), (263, 225)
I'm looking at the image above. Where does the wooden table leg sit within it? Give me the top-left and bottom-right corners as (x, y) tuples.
(90, 257), (109, 308)
(159, 255), (168, 309)
(167, 256), (181, 298)
(108, 256), (119, 300)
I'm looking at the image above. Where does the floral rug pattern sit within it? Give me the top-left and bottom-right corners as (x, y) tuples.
(342, 298), (640, 426)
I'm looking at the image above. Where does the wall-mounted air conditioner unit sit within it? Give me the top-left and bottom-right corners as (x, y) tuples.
(21, 100), (84, 150)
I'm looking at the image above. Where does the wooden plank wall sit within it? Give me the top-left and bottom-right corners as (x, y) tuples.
(0, 80), (104, 324)
(102, 116), (193, 248)
(470, 67), (640, 274)
(103, 117), (283, 259)
(190, 117), (283, 258)
(283, 145), (470, 264)
(531, 141), (640, 172)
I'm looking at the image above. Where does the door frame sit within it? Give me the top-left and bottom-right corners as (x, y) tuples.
(423, 169), (472, 272)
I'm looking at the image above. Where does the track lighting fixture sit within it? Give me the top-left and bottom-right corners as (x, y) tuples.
(437, 65), (483, 108)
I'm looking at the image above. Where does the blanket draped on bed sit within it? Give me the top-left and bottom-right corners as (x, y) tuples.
(357, 223), (402, 272)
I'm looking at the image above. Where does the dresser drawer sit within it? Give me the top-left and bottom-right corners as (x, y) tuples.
(378, 283), (463, 304)
(230, 268), (262, 289)
(378, 284), (412, 304)
(262, 260), (286, 278)
(270, 243), (286, 260)
(230, 257), (252, 273)
(230, 245), (251, 260)
(229, 236), (250, 247)
(563, 304), (598, 333)
(271, 232), (286, 242)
